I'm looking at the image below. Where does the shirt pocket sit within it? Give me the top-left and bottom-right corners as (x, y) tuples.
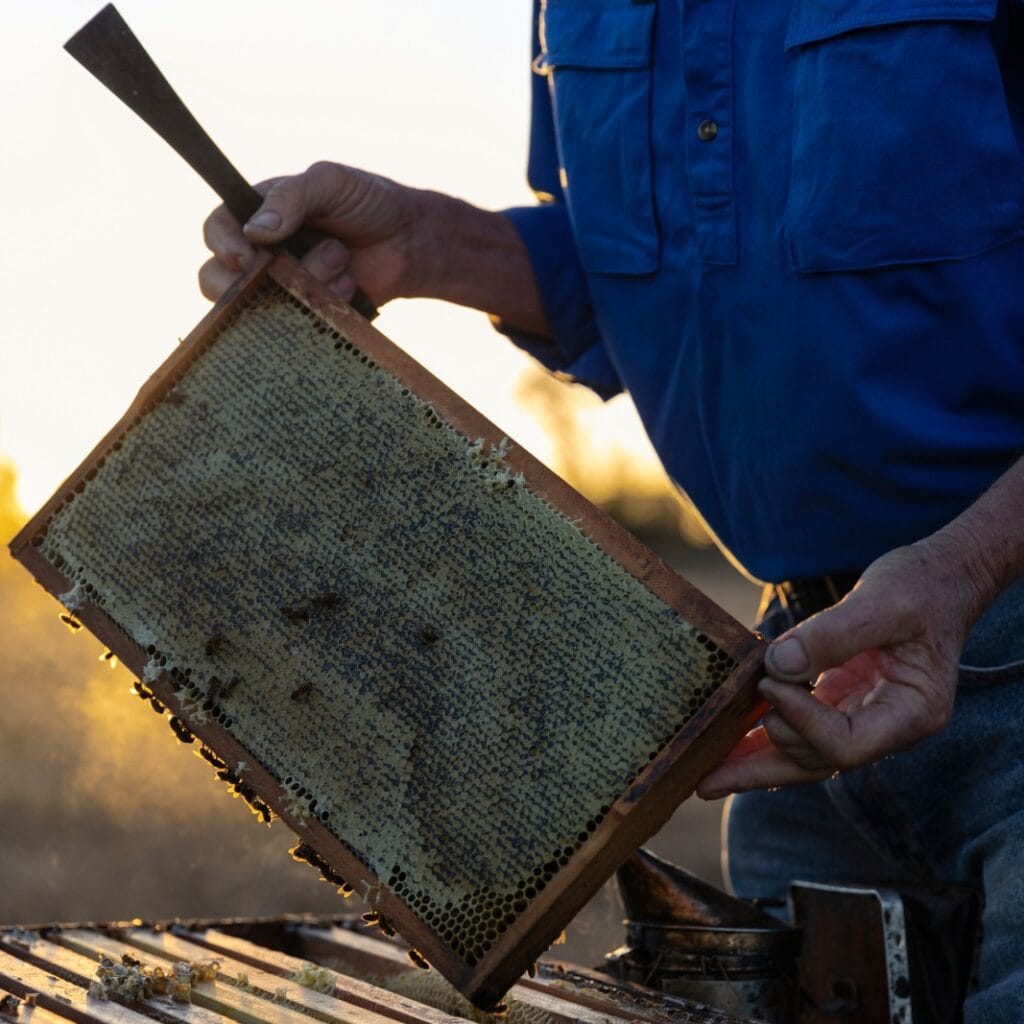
(784, 0), (1024, 273)
(539, 0), (659, 275)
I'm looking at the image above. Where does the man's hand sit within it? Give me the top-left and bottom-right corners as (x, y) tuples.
(199, 162), (425, 306)
(198, 160), (551, 336)
(700, 448), (1024, 797)
(697, 530), (1001, 799)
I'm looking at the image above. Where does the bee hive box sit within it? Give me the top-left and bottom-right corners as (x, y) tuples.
(9, 254), (765, 1008)
(0, 915), (754, 1024)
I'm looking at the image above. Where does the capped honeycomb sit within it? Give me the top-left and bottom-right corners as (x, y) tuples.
(22, 274), (747, 997)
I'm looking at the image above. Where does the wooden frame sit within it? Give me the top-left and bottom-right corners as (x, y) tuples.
(9, 254), (766, 1009)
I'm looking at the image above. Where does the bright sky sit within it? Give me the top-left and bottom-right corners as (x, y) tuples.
(0, 1), (666, 518)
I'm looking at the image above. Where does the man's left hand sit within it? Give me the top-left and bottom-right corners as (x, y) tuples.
(697, 536), (990, 798)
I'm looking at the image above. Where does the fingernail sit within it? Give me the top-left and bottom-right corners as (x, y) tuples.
(768, 636), (809, 676)
(329, 275), (357, 303)
(320, 240), (346, 270)
(246, 210), (282, 232)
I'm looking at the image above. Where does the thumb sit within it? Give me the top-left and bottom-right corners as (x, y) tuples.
(766, 580), (901, 683)
(242, 175), (314, 244)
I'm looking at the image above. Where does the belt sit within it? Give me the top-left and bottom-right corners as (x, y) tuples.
(766, 571), (862, 623)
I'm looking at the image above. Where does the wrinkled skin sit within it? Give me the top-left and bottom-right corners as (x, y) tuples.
(698, 520), (1017, 797)
(199, 161), (549, 336)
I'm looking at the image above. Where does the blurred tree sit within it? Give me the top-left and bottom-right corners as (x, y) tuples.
(515, 368), (712, 548)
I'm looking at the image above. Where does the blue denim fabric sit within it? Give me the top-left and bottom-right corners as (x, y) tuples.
(724, 577), (1024, 1020)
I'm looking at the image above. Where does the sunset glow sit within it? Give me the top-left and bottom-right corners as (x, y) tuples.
(1, 1), (669, 519)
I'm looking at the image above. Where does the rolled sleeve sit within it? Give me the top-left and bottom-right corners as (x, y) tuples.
(494, 203), (622, 399)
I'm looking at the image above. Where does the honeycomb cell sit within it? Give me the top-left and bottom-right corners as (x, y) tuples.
(37, 283), (739, 964)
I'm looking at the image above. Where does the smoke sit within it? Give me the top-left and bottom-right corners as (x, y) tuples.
(0, 458), (344, 925)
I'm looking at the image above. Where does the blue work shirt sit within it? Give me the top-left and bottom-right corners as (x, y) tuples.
(500, 0), (1024, 583)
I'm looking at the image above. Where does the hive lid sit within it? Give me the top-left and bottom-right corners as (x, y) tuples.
(9, 254), (765, 1009)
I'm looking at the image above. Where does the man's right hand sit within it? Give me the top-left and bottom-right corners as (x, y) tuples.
(198, 160), (551, 338)
(199, 162), (426, 307)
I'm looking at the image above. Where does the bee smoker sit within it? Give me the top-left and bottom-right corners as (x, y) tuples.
(603, 849), (800, 1024)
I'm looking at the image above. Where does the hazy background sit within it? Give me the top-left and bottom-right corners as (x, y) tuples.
(0, 1), (760, 968)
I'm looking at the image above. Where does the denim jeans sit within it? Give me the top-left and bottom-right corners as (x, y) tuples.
(724, 576), (1024, 1022)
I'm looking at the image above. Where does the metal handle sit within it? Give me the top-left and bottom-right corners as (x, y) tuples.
(64, 4), (379, 321)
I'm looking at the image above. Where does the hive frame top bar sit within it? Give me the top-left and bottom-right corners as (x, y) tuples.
(10, 253), (766, 1008)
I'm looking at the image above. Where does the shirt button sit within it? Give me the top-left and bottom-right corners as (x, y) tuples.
(697, 119), (719, 142)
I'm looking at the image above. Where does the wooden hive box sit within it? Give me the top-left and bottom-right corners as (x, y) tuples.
(0, 915), (756, 1024)
(8, 253), (765, 1008)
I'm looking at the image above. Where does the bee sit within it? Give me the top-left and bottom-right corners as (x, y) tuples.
(319, 866), (347, 887)
(248, 798), (273, 825)
(289, 842), (316, 866)
(99, 649), (118, 669)
(208, 675), (242, 703)
(204, 633), (226, 657)
(527, 962), (538, 978)
(290, 682), (314, 701)
(196, 746), (227, 771)
(407, 948), (430, 971)
(492, 1003), (509, 1017)
(312, 593), (343, 612)
(60, 613), (82, 632)
(167, 716), (195, 745)
(378, 918), (396, 937)
(281, 604), (311, 625)
(360, 912), (380, 927)
(121, 953), (142, 968)
(149, 697), (166, 715)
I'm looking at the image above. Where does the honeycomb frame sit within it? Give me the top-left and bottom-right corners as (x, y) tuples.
(9, 252), (766, 1009)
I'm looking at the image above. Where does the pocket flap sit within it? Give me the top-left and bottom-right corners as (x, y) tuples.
(785, 0), (997, 49)
(541, 0), (655, 69)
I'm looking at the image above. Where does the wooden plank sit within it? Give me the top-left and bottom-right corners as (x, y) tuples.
(0, 989), (72, 1024)
(270, 930), (409, 979)
(117, 930), (457, 1024)
(0, 930), (748, 1024)
(9, 253), (766, 1009)
(0, 948), (154, 1024)
(171, 930), (449, 1024)
(53, 933), (314, 1024)
(527, 966), (758, 1024)
(289, 929), (653, 1024)
(0, 936), (230, 1024)
(287, 926), (754, 1024)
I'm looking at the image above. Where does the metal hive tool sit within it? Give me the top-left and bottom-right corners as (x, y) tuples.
(9, 254), (765, 1007)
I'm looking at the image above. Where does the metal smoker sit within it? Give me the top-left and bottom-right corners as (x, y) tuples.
(603, 849), (800, 1023)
